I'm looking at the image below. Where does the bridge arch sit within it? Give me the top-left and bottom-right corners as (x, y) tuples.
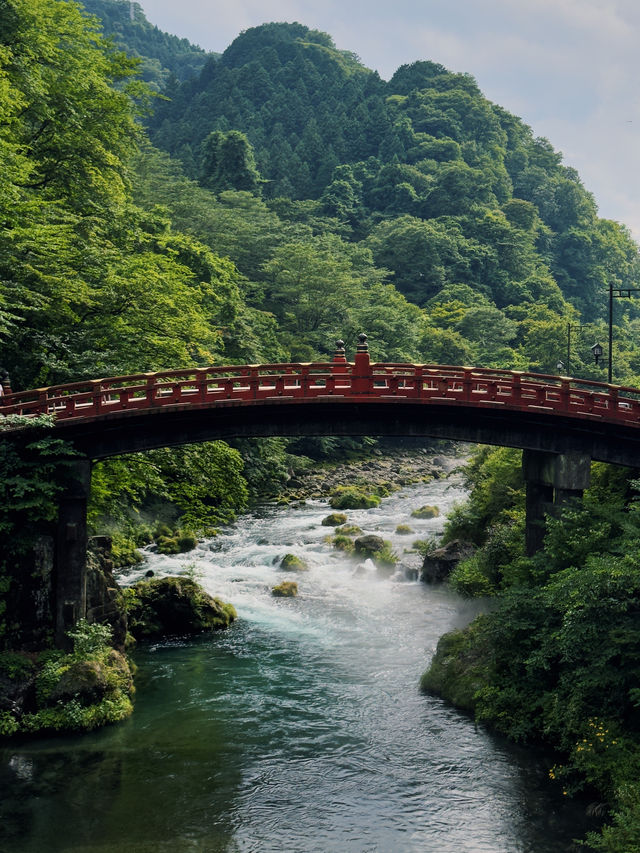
(3, 339), (640, 642)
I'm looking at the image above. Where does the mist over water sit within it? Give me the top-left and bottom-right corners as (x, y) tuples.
(0, 465), (590, 852)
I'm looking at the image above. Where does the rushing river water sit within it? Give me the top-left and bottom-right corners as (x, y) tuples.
(0, 462), (593, 852)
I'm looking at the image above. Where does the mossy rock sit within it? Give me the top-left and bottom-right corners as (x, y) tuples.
(353, 535), (386, 557)
(156, 529), (198, 555)
(335, 524), (362, 536)
(420, 621), (490, 712)
(128, 576), (237, 641)
(354, 536), (398, 572)
(321, 512), (348, 527)
(46, 650), (133, 707)
(395, 524), (414, 535)
(329, 486), (381, 510)
(411, 505), (440, 519)
(332, 534), (354, 552)
(279, 553), (308, 572)
(272, 581), (298, 598)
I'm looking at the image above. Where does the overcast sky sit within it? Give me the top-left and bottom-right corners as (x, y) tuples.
(138, 0), (640, 243)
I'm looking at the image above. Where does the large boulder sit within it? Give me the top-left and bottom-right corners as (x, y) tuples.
(128, 576), (237, 641)
(420, 540), (474, 584)
(47, 649), (133, 706)
(353, 535), (386, 557)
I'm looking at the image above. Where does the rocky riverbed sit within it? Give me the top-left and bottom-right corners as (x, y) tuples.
(280, 442), (466, 502)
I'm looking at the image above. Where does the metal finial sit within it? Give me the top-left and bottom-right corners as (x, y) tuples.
(356, 333), (368, 352)
(333, 339), (346, 362)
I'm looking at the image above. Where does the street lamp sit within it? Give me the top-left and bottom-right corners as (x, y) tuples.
(590, 342), (604, 366)
(565, 322), (598, 376)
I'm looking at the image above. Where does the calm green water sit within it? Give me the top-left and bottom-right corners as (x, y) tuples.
(0, 470), (593, 851)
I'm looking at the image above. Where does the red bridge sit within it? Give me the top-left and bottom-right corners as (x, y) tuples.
(4, 335), (640, 643)
(3, 338), (640, 466)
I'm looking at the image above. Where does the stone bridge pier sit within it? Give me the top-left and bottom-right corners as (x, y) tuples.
(522, 449), (591, 555)
(55, 458), (91, 645)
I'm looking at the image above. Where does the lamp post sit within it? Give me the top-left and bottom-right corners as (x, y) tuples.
(564, 322), (598, 376)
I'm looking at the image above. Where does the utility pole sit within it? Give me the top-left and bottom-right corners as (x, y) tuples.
(608, 283), (640, 384)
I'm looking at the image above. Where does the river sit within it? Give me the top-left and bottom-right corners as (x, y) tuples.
(0, 462), (592, 851)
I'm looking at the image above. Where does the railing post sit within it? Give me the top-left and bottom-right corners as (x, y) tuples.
(145, 373), (157, 407)
(462, 368), (473, 402)
(352, 333), (372, 395)
(91, 380), (102, 415)
(196, 368), (208, 403)
(511, 372), (522, 406)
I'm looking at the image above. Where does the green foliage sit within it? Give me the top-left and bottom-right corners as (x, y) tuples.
(421, 620), (491, 711)
(411, 536), (439, 556)
(331, 535), (354, 553)
(110, 533), (144, 569)
(0, 651), (35, 681)
(200, 129), (262, 194)
(372, 543), (398, 571)
(67, 619), (112, 657)
(444, 447), (524, 546)
(156, 529), (197, 555)
(448, 555), (496, 597)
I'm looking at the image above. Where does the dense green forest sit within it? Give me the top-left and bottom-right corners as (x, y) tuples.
(2, 1), (640, 845)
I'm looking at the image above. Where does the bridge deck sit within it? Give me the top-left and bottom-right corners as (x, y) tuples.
(2, 362), (640, 430)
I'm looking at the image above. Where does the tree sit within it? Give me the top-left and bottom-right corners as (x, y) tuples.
(200, 130), (262, 194)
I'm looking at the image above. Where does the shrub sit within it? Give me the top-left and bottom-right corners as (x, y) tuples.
(448, 555), (496, 597)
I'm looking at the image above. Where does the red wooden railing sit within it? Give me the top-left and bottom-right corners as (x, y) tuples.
(2, 357), (640, 430)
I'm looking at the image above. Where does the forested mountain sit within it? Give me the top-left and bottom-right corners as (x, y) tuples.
(78, 0), (212, 88)
(147, 22), (640, 323)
